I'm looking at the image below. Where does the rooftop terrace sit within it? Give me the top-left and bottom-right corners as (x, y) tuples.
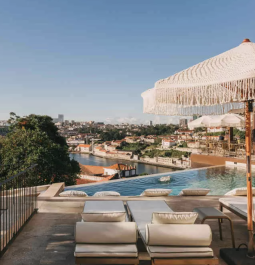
(1, 195), (253, 265)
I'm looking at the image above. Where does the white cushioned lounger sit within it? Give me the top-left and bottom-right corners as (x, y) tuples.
(127, 200), (173, 239)
(82, 200), (129, 221)
(219, 197), (255, 224)
(75, 201), (138, 264)
(127, 201), (218, 265)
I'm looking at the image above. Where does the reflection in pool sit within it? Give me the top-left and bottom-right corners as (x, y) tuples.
(66, 166), (255, 196)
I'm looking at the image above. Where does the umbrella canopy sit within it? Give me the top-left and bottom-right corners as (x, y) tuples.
(142, 39), (255, 116)
(188, 116), (215, 129)
(188, 114), (244, 129)
(141, 39), (255, 256)
(209, 113), (245, 128)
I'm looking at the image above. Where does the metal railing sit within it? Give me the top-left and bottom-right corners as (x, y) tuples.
(0, 164), (38, 257)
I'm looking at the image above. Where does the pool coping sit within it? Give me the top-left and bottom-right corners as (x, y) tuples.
(66, 165), (225, 189)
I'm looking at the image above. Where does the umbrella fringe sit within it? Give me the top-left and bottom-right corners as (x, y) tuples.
(142, 77), (255, 116)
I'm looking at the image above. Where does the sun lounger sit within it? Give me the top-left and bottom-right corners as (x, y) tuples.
(127, 200), (218, 265)
(75, 201), (138, 265)
(81, 200), (129, 221)
(219, 197), (255, 224)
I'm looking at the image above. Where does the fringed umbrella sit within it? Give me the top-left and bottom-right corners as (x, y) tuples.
(209, 113), (245, 128)
(188, 115), (215, 130)
(142, 39), (255, 261)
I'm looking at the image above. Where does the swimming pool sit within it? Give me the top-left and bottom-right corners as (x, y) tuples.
(66, 166), (255, 196)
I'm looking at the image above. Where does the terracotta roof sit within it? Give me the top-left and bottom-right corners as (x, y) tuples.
(79, 164), (104, 175)
(163, 139), (175, 142)
(78, 144), (91, 148)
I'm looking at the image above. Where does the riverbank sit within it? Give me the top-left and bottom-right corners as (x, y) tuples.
(91, 153), (185, 170)
(69, 153), (176, 175)
(70, 152), (185, 170)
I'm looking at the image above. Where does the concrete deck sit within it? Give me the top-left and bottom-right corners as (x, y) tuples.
(1, 196), (254, 265)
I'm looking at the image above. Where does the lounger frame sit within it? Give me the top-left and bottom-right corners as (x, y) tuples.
(75, 257), (139, 265)
(219, 201), (255, 224)
(152, 257), (219, 265)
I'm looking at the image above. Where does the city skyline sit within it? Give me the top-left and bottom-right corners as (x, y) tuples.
(0, 1), (254, 124)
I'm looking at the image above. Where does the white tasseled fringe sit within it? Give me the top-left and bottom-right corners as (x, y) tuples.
(142, 77), (255, 116)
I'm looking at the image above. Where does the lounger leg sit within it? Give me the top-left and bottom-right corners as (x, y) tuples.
(218, 219), (223, 240)
(228, 218), (236, 248)
(219, 204), (224, 223)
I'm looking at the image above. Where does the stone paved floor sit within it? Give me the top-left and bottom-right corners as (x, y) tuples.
(0, 197), (254, 265)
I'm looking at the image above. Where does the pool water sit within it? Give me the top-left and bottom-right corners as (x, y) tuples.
(66, 166), (255, 196)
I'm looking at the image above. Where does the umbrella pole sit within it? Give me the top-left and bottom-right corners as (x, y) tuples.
(206, 127), (208, 154)
(245, 100), (254, 257)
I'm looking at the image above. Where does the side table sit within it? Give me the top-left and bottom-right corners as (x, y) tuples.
(193, 207), (235, 248)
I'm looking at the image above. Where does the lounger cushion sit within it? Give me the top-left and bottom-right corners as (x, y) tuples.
(76, 222), (137, 244)
(81, 211), (126, 222)
(145, 224), (212, 246)
(59, 190), (88, 197)
(141, 189), (172, 197)
(152, 212), (198, 224)
(93, 191), (121, 197)
(225, 187), (255, 196)
(75, 244), (138, 257)
(180, 188), (210, 196)
(147, 246), (214, 258)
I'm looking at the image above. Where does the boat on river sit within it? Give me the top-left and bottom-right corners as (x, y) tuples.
(159, 176), (171, 183)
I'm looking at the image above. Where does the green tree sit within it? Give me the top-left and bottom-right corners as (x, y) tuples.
(0, 113), (80, 185)
(194, 127), (204, 133)
(139, 172), (148, 176)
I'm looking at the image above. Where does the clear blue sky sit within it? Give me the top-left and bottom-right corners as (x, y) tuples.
(0, 0), (254, 124)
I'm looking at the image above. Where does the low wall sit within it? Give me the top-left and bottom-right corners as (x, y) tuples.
(38, 182), (65, 198)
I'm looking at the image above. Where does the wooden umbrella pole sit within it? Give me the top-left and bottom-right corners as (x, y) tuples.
(245, 100), (254, 257)
(206, 127), (208, 154)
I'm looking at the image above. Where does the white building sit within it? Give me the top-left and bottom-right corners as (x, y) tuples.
(207, 127), (226, 133)
(104, 164), (136, 178)
(162, 139), (176, 149)
(76, 144), (92, 153)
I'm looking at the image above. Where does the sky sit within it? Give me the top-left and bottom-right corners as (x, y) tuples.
(0, 0), (254, 124)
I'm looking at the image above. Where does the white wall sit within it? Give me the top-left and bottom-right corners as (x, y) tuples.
(104, 168), (119, 176)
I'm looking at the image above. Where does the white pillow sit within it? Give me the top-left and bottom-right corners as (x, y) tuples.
(181, 188), (210, 196)
(225, 187), (255, 196)
(152, 212), (198, 224)
(93, 191), (121, 197)
(59, 190), (88, 197)
(141, 189), (172, 197)
(145, 224), (212, 246)
(81, 211), (126, 222)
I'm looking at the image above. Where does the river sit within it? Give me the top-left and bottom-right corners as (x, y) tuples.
(70, 153), (175, 175)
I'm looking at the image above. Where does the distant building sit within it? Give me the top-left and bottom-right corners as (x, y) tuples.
(150, 121), (153, 126)
(179, 118), (188, 128)
(77, 163), (136, 184)
(175, 129), (193, 135)
(161, 139), (176, 149)
(58, 114), (64, 123)
(75, 144), (92, 153)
